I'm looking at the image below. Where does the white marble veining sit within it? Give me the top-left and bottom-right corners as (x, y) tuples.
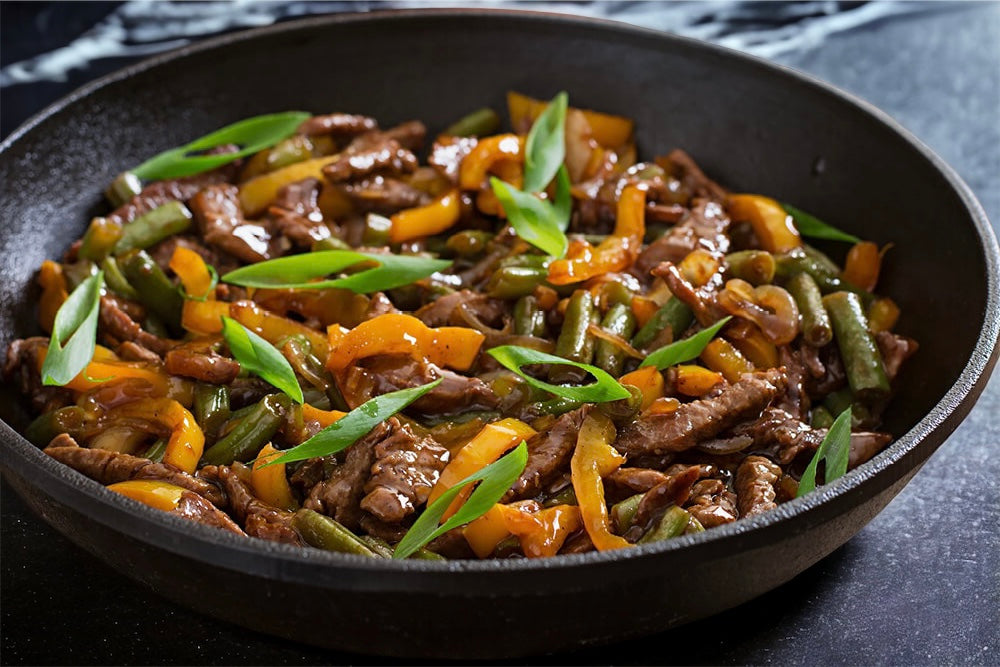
(0, 0), (947, 87)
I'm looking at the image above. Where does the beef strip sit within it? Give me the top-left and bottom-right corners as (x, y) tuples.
(173, 490), (245, 535)
(207, 464), (303, 545)
(604, 467), (671, 496)
(631, 464), (713, 536)
(661, 149), (728, 202)
(363, 292), (400, 320)
(414, 290), (507, 328)
(361, 420), (450, 523)
(44, 443), (226, 506)
(99, 296), (173, 356)
(190, 184), (279, 263)
(685, 478), (738, 527)
(775, 345), (809, 420)
(164, 339), (240, 384)
(337, 176), (430, 215)
(268, 178), (332, 247)
(381, 120), (427, 151)
(3, 337), (73, 413)
(875, 331), (919, 381)
(735, 455), (782, 517)
(298, 113), (378, 138)
(303, 422), (386, 530)
(107, 166), (237, 226)
(116, 341), (161, 363)
(504, 406), (592, 502)
(615, 369), (786, 457)
(322, 127), (420, 183)
(634, 199), (731, 279)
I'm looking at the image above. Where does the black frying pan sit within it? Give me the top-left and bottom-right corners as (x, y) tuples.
(1, 10), (997, 659)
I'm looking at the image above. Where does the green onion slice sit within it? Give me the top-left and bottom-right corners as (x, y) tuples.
(523, 91), (568, 193)
(221, 316), (304, 404)
(488, 345), (631, 403)
(490, 178), (569, 258)
(40, 271), (105, 386)
(797, 407), (853, 497)
(783, 203), (862, 244)
(640, 317), (732, 370)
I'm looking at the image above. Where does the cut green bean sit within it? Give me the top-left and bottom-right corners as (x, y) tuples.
(530, 396), (586, 416)
(498, 254), (551, 270)
(596, 385), (643, 423)
(311, 236), (351, 252)
(632, 297), (694, 350)
(362, 213), (392, 246)
(725, 250), (776, 285)
(267, 136), (313, 171)
(118, 249), (184, 336)
(551, 290), (596, 383)
(543, 485), (578, 508)
(99, 257), (141, 300)
(786, 272), (833, 346)
(24, 406), (86, 447)
(105, 171), (142, 208)
(79, 217), (124, 262)
(596, 280), (634, 310)
(411, 547), (447, 561)
(444, 107), (501, 137)
(113, 201), (192, 255)
(292, 509), (377, 556)
(513, 295), (546, 337)
(638, 505), (691, 544)
(594, 303), (637, 376)
(445, 230), (494, 257)
(810, 405), (835, 429)
(358, 535), (394, 558)
(823, 291), (890, 401)
(486, 266), (548, 299)
(194, 384), (231, 442)
(201, 393), (290, 465)
(611, 493), (644, 535)
(684, 515), (705, 534)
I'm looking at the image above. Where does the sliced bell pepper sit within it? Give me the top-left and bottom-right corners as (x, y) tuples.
(728, 324), (780, 368)
(325, 313), (484, 373)
(506, 91), (634, 149)
(35, 347), (171, 395)
(619, 366), (665, 410)
(867, 297), (900, 334)
(169, 246), (215, 301)
(463, 505), (511, 559)
(548, 184), (646, 285)
(316, 182), (354, 220)
(699, 338), (755, 383)
(181, 299), (230, 335)
(389, 189), (461, 242)
(106, 398), (204, 474)
(499, 503), (582, 559)
(239, 154), (342, 216)
(458, 134), (523, 190)
(301, 403), (346, 428)
(38, 260), (68, 334)
(674, 364), (724, 397)
(182, 300), (328, 355)
(570, 411), (630, 551)
(107, 479), (185, 511)
(727, 194), (802, 254)
(842, 241), (889, 292)
(251, 443), (298, 511)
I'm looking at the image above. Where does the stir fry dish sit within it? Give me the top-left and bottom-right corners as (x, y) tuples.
(3, 92), (918, 560)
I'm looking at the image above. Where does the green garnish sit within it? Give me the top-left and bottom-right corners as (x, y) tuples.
(487, 345), (631, 403)
(640, 316), (732, 370)
(523, 91), (568, 194)
(783, 203), (862, 244)
(40, 271), (104, 386)
(393, 442), (528, 559)
(796, 407), (852, 497)
(221, 316), (304, 404)
(132, 112), (310, 181)
(221, 250), (452, 293)
(262, 380), (443, 468)
(491, 177), (569, 258)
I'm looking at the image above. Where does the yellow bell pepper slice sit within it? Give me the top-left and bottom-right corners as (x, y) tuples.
(181, 300), (230, 335)
(169, 246), (215, 301)
(506, 91), (634, 149)
(239, 155), (341, 217)
(674, 364), (724, 397)
(35, 347), (170, 394)
(548, 183), (646, 285)
(727, 194), (802, 254)
(251, 443), (298, 511)
(107, 479), (186, 511)
(700, 338), (755, 383)
(571, 411), (630, 552)
(619, 366), (665, 410)
(106, 398), (204, 474)
(842, 241), (888, 292)
(499, 503), (582, 559)
(463, 505), (511, 559)
(38, 260), (68, 334)
(325, 313), (484, 373)
(389, 189), (461, 243)
(181, 300), (328, 355)
(458, 134), (523, 190)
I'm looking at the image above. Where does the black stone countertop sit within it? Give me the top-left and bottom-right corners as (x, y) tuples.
(1, 2), (997, 664)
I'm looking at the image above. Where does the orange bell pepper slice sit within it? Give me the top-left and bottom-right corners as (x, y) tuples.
(842, 241), (889, 292)
(38, 260), (68, 334)
(571, 411), (630, 551)
(463, 505), (512, 559)
(389, 189), (461, 243)
(181, 300), (230, 335)
(506, 91), (634, 149)
(548, 184), (646, 285)
(619, 366), (665, 409)
(107, 479), (186, 511)
(301, 403), (346, 428)
(458, 134), (523, 190)
(499, 503), (582, 559)
(169, 246), (215, 301)
(251, 443), (298, 511)
(35, 347), (171, 395)
(325, 313), (484, 373)
(106, 398), (204, 474)
(868, 297), (900, 334)
(727, 194), (802, 254)
(674, 364), (724, 397)
(182, 300), (328, 356)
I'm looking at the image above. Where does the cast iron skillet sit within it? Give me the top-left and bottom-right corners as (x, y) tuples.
(0, 10), (997, 659)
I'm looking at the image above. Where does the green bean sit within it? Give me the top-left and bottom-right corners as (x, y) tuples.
(823, 291), (890, 401)
(810, 405), (835, 429)
(596, 385), (643, 424)
(194, 384), (231, 442)
(201, 394), (290, 466)
(822, 387), (854, 416)
(445, 230), (494, 257)
(551, 290), (596, 383)
(493, 535), (523, 558)
(513, 295), (546, 337)
(311, 236), (351, 252)
(725, 250), (776, 285)
(143, 439), (167, 463)
(801, 244), (842, 275)
(113, 201), (192, 255)
(24, 406), (86, 447)
(611, 493), (644, 534)
(99, 257), (141, 300)
(358, 535), (394, 558)
(79, 217), (124, 262)
(632, 297), (693, 350)
(596, 280), (634, 310)
(62, 260), (98, 291)
(118, 249), (184, 336)
(638, 505), (691, 544)
(774, 249), (841, 291)
(786, 272), (833, 346)
(292, 509), (377, 557)
(594, 303), (637, 376)
(363, 213), (392, 246)
(105, 171), (142, 208)
(684, 516), (705, 534)
(530, 396), (586, 417)
(444, 107), (500, 137)
(543, 485), (578, 508)
(498, 254), (551, 270)
(486, 266), (548, 299)
(267, 136), (313, 171)
(411, 547), (448, 561)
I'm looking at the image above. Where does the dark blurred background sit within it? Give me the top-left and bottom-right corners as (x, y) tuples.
(2, 2), (998, 665)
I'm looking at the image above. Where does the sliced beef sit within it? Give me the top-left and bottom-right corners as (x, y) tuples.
(208, 464), (303, 545)
(426, 529), (477, 560)
(735, 455), (782, 517)
(414, 290), (507, 328)
(360, 420), (449, 524)
(269, 178), (332, 247)
(3, 337), (73, 413)
(303, 422), (385, 530)
(504, 406), (591, 502)
(337, 176), (430, 215)
(429, 135), (478, 182)
(190, 184), (278, 263)
(634, 199), (731, 279)
(632, 464), (712, 535)
(685, 478), (738, 527)
(661, 149), (728, 202)
(322, 127), (420, 183)
(604, 467), (671, 496)
(382, 120), (427, 151)
(875, 331), (919, 381)
(99, 296), (173, 356)
(44, 444), (226, 506)
(651, 261), (722, 328)
(775, 345), (809, 420)
(173, 490), (245, 535)
(116, 341), (161, 364)
(363, 292), (400, 321)
(848, 431), (894, 469)
(615, 369), (786, 457)
(298, 113), (378, 137)
(107, 167), (236, 226)
(164, 339), (240, 385)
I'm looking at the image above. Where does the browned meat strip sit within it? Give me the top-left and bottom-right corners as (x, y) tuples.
(848, 431), (894, 469)
(190, 184), (279, 263)
(3, 337), (73, 413)
(615, 369), (786, 457)
(382, 120), (427, 151)
(323, 128), (419, 183)
(208, 464), (303, 545)
(164, 339), (240, 384)
(735, 455), (782, 517)
(116, 341), (161, 364)
(645, 202), (687, 224)
(429, 135), (478, 182)
(269, 178), (332, 247)
(604, 467), (670, 496)
(99, 296), (173, 356)
(361, 420), (449, 523)
(108, 166), (236, 226)
(303, 422), (385, 530)
(414, 289), (507, 328)
(337, 176), (430, 215)
(875, 331), (919, 381)
(298, 113), (378, 137)
(427, 529), (477, 559)
(662, 149), (728, 202)
(363, 292), (400, 321)
(44, 445), (226, 506)
(504, 406), (591, 502)
(634, 199), (731, 279)
(775, 344), (809, 420)
(632, 464), (712, 534)
(685, 478), (738, 527)
(173, 491), (245, 535)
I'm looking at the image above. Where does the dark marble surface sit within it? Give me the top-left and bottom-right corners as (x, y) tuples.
(2, 2), (998, 665)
